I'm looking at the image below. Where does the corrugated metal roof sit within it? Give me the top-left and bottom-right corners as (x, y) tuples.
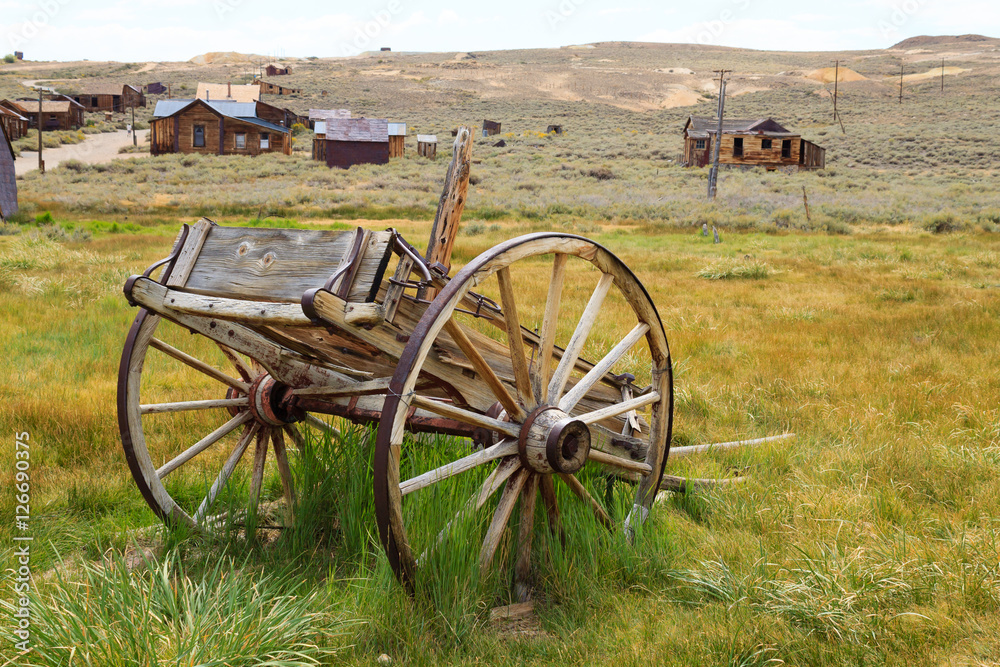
(388, 122), (406, 136)
(154, 99), (257, 118)
(324, 118), (389, 143)
(685, 116), (795, 138)
(417, 135), (437, 143)
(197, 82), (260, 103)
(309, 108), (351, 121)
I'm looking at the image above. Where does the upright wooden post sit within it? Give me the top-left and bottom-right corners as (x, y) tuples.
(37, 88), (43, 174)
(424, 126), (473, 275)
(899, 63), (904, 104)
(802, 186), (811, 222)
(833, 60), (839, 122)
(707, 69), (729, 200)
(131, 103), (137, 146)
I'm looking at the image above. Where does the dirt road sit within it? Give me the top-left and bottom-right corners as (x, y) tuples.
(15, 130), (150, 176)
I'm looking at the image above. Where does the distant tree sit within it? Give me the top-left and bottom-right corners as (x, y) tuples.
(3, 54), (15, 64)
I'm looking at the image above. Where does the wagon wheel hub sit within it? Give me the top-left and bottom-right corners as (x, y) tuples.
(517, 405), (591, 475)
(247, 374), (300, 426)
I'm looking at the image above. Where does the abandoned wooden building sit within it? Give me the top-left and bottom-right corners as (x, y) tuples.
(314, 118), (389, 169)
(388, 122), (406, 158)
(146, 82), (167, 95)
(70, 84), (145, 112)
(482, 120), (502, 137)
(308, 108), (350, 131)
(255, 100), (306, 128)
(150, 99), (291, 156)
(0, 104), (29, 140)
(196, 82), (260, 104)
(256, 79), (301, 96)
(682, 116), (825, 171)
(417, 135), (437, 159)
(5, 99), (83, 130)
(0, 123), (17, 221)
(13, 51), (23, 60)
(265, 64), (291, 76)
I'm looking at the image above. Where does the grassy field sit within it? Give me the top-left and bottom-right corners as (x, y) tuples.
(1, 217), (1000, 665)
(2, 36), (1000, 666)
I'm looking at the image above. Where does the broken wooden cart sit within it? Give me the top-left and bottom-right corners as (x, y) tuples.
(118, 133), (678, 596)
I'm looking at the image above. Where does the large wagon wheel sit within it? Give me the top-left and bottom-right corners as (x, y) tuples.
(118, 309), (333, 534)
(375, 233), (673, 595)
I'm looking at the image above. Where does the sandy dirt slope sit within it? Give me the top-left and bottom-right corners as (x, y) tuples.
(15, 130), (149, 176)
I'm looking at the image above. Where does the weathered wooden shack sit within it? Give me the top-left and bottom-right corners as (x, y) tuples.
(255, 100), (306, 128)
(196, 82), (260, 103)
(0, 123), (17, 220)
(308, 108), (350, 131)
(10, 99), (82, 130)
(317, 118), (389, 169)
(70, 84), (144, 112)
(682, 116), (825, 171)
(146, 82), (167, 95)
(150, 99), (290, 156)
(312, 121), (327, 162)
(482, 120), (502, 136)
(0, 104), (29, 140)
(256, 79), (301, 96)
(265, 64), (291, 76)
(388, 122), (406, 158)
(13, 51), (23, 60)
(417, 134), (437, 159)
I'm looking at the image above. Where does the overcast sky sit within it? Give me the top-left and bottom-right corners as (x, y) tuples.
(1, 0), (995, 62)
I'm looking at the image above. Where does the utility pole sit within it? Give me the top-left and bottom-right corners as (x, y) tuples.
(131, 102), (137, 146)
(708, 69), (729, 200)
(898, 62), (904, 104)
(37, 88), (44, 174)
(833, 59), (839, 122)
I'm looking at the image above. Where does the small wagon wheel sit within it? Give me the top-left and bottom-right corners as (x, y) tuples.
(375, 233), (673, 594)
(118, 309), (331, 534)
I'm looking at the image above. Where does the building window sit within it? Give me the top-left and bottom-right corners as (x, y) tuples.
(235, 133), (246, 150)
(761, 138), (772, 150)
(260, 133), (269, 150)
(695, 139), (706, 150)
(733, 137), (744, 157)
(193, 125), (205, 147)
(781, 139), (792, 158)
(91, 96), (98, 107)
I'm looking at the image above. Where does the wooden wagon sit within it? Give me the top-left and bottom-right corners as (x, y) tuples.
(118, 129), (682, 597)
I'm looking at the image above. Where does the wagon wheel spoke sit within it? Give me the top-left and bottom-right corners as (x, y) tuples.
(410, 394), (520, 439)
(156, 411), (254, 479)
(533, 253), (568, 404)
(496, 267), (534, 407)
(149, 337), (250, 393)
(539, 474), (563, 538)
(271, 427), (296, 517)
(480, 467), (530, 577)
(588, 449), (652, 476)
(418, 457), (521, 565)
(400, 438), (518, 496)
(558, 472), (614, 531)
(558, 323), (650, 413)
(575, 392), (660, 426)
(216, 343), (256, 383)
(248, 427), (270, 516)
(193, 422), (260, 524)
(514, 473), (540, 602)
(282, 423), (306, 451)
(443, 317), (526, 422)
(547, 273), (614, 405)
(140, 397), (249, 415)
(302, 413), (342, 438)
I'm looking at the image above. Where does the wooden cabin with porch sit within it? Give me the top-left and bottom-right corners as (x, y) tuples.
(0, 104), (29, 140)
(70, 83), (145, 112)
(682, 116), (825, 171)
(315, 118), (389, 169)
(9, 99), (83, 130)
(0, 123), (17, 221)
(150, 99), (290, 156)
